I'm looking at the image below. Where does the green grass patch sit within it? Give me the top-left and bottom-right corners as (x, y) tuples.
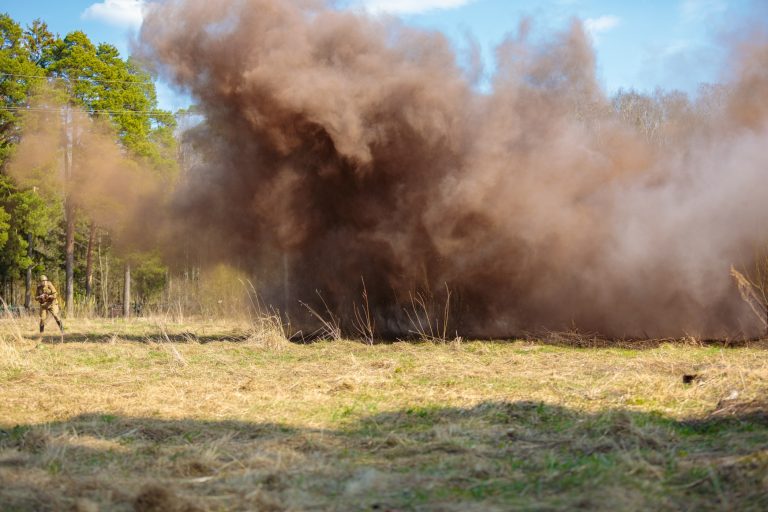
(0, 318), (766, 511)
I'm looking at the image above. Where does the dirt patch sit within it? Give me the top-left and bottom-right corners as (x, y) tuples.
(134, 485), (201, 512)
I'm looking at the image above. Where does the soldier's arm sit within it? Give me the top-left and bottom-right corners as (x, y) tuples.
(48, 285), (58, 299)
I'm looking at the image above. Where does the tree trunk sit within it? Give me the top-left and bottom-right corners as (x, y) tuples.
(123, 262), (131, 318)
(85, 222), (96, 299)
(97, 235), (109, 316)
(65, 197), (75, 316)
(166, 271), (172, 313)
(25, 267), (32, 310)
(24, 233), (32, 310)
(64, 105), (75, 317)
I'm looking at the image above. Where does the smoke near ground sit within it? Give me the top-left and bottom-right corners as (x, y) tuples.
(135, 0), (768, 338)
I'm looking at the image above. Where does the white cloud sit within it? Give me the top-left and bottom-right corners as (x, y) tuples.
(360, 0), (476, 15)
(584, 15), (621, 37)
(81, 0), (146, 29)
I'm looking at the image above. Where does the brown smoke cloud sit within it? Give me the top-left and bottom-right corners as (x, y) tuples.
(9, 93), (162, 249)
(134, 0), (768, 338)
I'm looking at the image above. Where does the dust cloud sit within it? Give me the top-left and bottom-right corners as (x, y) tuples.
(136, 0), (768, 337)
(9, 95), (163, 248)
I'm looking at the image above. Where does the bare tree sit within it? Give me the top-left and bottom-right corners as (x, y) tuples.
(63, 105), (76, 316)
(123, 261), (131, 318)
(85, 222), (96, 299)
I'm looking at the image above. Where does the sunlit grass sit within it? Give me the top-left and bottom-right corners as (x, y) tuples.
(1, 317), (766, 511)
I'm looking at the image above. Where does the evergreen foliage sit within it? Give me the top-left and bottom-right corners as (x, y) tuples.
(0, 12), (176, 308)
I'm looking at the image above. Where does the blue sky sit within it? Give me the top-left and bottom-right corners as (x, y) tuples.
(0, 0), (757, 110)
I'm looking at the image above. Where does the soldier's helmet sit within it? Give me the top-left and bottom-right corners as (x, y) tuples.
(39, 275), (49, 282)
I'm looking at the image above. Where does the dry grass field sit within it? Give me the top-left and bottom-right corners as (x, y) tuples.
(1, 317), (767, 511)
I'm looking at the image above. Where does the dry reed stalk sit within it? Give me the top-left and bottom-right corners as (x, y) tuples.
(731, 266), (768, 332)
(404, 284), (452, 343)
(352, 277), (375, 345)
(300, 291), (342, 341)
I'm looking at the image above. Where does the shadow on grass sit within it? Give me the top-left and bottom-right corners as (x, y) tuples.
(1, 400), (767, 511)
(37, 332), (251, 345)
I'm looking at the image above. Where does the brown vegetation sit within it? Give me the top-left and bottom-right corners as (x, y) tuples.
(1, 317), (766, 510)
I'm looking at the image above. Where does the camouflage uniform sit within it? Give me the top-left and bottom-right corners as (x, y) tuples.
(36, 276), (63, 333)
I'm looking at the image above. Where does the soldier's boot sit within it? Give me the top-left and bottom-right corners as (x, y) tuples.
(56, 319), (64, 333)
(39, 322), (45, 334)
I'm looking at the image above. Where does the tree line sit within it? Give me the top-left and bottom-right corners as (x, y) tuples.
(0, 13), (176, 316)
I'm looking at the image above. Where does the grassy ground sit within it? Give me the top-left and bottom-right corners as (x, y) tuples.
(0, 317), (767, 511)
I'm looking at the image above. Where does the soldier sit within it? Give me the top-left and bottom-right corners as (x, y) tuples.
(36, 275), (64, 334)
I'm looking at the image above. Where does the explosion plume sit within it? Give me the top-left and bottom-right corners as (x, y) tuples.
(137, 0), (768, 338)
